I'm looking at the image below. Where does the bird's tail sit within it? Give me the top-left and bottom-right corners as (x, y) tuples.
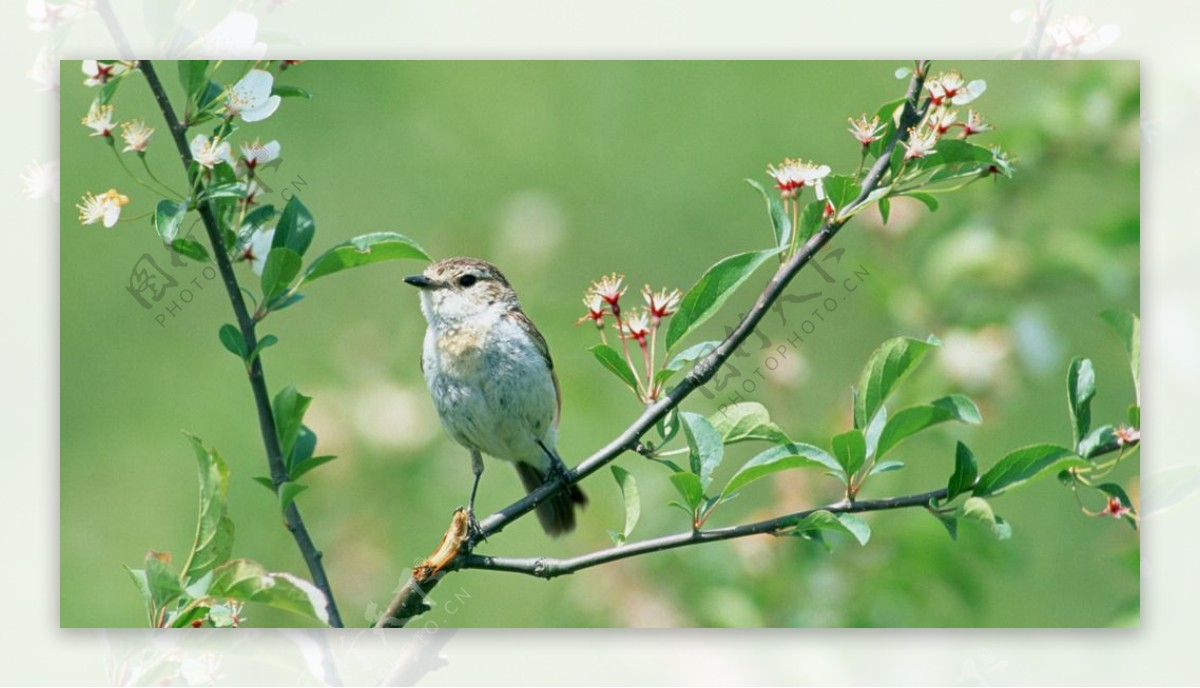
(515, 462), (588, 537)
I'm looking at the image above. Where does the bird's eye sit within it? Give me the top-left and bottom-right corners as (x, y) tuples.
(457, 274), (478, 288)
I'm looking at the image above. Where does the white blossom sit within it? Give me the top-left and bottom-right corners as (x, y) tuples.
(226, 69), (281, 123)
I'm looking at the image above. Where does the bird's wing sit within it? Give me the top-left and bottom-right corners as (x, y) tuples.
(506, 307), (561, 428)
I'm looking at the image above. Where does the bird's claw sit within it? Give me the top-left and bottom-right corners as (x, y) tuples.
(465, 509), (486, 548)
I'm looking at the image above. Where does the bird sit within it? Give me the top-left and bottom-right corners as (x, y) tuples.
(405, 257), (587, 537)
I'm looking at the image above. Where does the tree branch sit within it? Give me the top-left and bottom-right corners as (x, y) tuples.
(138, 60), (344, 628)
(374, 61), (933, 628)
(464, 488), (948, 579)
(460, 436), (1136, 579)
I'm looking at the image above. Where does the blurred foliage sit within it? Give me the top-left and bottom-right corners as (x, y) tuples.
(60, 60), (1138, 627)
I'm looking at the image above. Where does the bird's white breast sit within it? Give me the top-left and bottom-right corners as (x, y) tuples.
(421, 309), (557, 468)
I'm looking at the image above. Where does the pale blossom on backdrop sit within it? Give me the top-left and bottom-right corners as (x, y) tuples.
(20, 160), (60, 202)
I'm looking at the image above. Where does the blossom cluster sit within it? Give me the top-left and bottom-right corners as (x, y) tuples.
(899, 70), (992, 162)
(76, 61), (296, 275)
(579, 273), (683, 402)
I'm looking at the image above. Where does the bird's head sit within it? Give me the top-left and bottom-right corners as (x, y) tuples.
(405, 257), (518, 326)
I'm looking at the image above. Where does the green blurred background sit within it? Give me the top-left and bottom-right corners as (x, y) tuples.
(60, 60), (1139, 628)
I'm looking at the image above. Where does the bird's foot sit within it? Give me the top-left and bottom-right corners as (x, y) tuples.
(538, 439), (573, 485)
(465, 508), (487, 548)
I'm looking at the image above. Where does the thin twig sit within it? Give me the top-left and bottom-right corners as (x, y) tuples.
(462, 435), (1136, 579)
(374, 61), (933, 628)
(138, 60), (344, 628)
(464, 488), (947, 578)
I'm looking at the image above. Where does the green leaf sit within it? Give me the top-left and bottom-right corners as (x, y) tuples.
(1097, 482), (1135, 510)
(182, 435), (235, 580)
(946, 441), (978, 501)
(1067, 357), (1096, 449)
(272, 196), (316, 258)
(291, 455), (337, 480)
(973, 444), (1087, 497)
(300, 232), (430, 285)
(207, 559), (329, 625)
(273, 385), (312, 464)
(878, 197), (890, 224)
(1101, 310), (1140, 403)
(708, 402), (791, 445)
(124, 566), (154, 625)
(200, 182), (247, 200)
(665, 248), (782, 353)
(930, 509), (958, 540)
(218, 323), (247, 360)
(278, 482), (308, 515)
(269, 292), (305, 312)
(795, 200), (826, 244)
(958, 497), (1013, 540)
(154, 199), (187, 243)
(242, 204), (277, 229)
(589, 344), (639, 391)
(178, 60), (209, 99)
(863, 405), (888, 458)
(745, 179), (791, 249)
(272, 85), (313, 99)
(288, 425), (317, 473)
(669, 472), (704, 512)
(655, 340), (720, 388)
(904, 192), (939, 212)
(610, 466), (640, 543)
(1128, 404), (1140, 429)
(195, 80), (224, 113)
(655, 408), (682, 446)
(787, 510), (871, 546)
(822, 175), (862, 214)
(144, 551), (182, 613)
(97, 76), (123, 105)
(853, 336), (938, 429)
(250, 334), (279, 363)
(261, 247), (302, 304)
(831, 429), (867, 479)
(869, 460), (905, 476)
(170, 238), (211, 263)
(875, 394), (982, 458)
(1079, 425), (1117, 459)
(721, 443), (840, 499)
(680, 412), (724, 490)
(251, 476), (275, 491)
(920, 140), (996, 168)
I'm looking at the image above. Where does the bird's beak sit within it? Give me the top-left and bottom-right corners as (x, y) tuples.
(404, 275), (437, 289)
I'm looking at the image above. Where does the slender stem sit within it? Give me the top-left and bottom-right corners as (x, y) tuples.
(375, 61), (935, 628)
(464, 488), (948, 578)
(464, 437), (1137, 580)
(787, 196), (801, 259)
(111, 146), (182, 200)
(139, 154), (184, 200)
(639, 341), (652, 389)
(138, 60), (343, 628)
(648, 324), (659, 392)
(612, 308), (647, 399)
